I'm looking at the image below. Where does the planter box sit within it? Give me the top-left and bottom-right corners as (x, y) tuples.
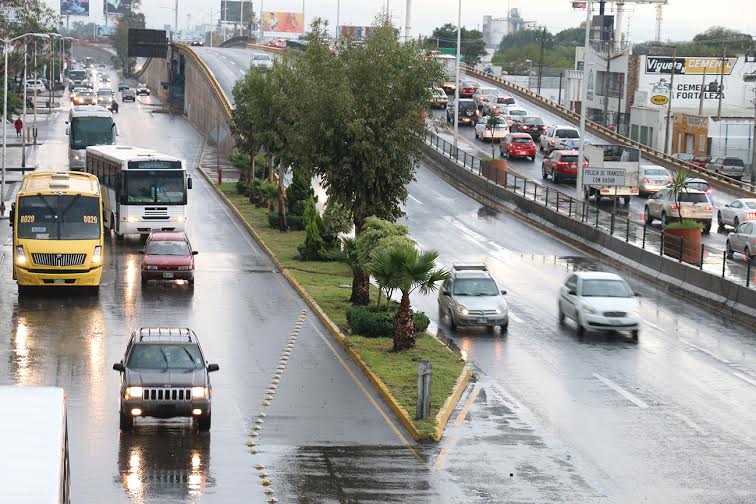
(663, 227), (702, 265)
(481, 159), (508, 183)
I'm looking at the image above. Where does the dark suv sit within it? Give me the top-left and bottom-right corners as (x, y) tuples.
(113, 328), (219, 431)
(447, 99), (480, 126)
(510, 115), (546, 140)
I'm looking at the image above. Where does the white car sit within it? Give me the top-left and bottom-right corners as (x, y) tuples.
(25, 79), (46, 92)
(498, 105), (528, 125)
(558, 272), (640, 340)
(717, 198), (756, 230)
(250, 53), (274, 70)
(474, 116), (509, 142)
(540, 125), (581, 154)
(638, 165), (672, 195)
(726, 222), (756, 259)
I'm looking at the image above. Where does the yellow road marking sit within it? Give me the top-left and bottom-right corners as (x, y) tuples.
(453, 385), (481, 428)
(432, 447), (449, 470)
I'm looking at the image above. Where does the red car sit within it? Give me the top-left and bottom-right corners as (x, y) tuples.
(541, 149), (587, 183)
(140, 232), (197, 285)
(500, 133), (536, 161)
(459, 81), (479, 98)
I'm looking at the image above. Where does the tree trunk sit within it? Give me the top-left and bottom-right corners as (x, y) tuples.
(277, 159), (287, 231)
(393, 291), (415, 351)
(251, 150), (256, 180)
(350, 214), (370, 305)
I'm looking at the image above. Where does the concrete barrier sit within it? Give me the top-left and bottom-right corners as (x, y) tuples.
(423, 144), (756, 325)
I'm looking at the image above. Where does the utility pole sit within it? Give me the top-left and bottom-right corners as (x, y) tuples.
(602, 30), (612, 127)
(716, 43), (725, 120)
(752, 90), (756, 184)
(698, 66), (707, 115)
(404, 0), (412, 43)
(453, 0), (461, 150)
(576, 0), (593, 203)
(663, 45), (677, 154)
(536, 26), (546, 95)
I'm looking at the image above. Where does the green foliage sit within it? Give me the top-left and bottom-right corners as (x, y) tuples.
(665, 220), (703, 231)
(298, 197), (326, 260)
(424, 23), (487, 64)
(286, 168), (315, 214)
(321, 200), (352, 247)
(110, 0), (145, 75)
(628, 26), (751, 57)
(346, 304), (430, 338)
(493, 26), (580, 72)
(1, 90), (22, 114)
(250, 179), (277, 208)
(669, 169), (692, 222)
(268, 212), (304, 230)
(355, 217), (410, 269)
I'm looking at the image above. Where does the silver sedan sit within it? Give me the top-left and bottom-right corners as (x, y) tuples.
(726, 222), (756, 259)
(717, 198), (756, 230)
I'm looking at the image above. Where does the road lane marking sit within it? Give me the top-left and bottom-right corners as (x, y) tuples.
(453, 385), (481, 428)
(669, 412), (709, 437)
(432, 447), (449, 470)
(408, 194), (424, 206)
(731, 371), (756, 388)
(593, 373), (649, 409)
(680, 338), (732, 365)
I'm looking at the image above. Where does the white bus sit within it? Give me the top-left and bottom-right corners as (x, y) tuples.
(84, 145), (192, 237)
(67, 105), (116, 169)
(0, 387), (71, 503)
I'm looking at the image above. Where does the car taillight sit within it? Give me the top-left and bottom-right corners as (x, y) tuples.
(747, 212), (756, 219)
(551, 139), (556, 144)
(705, 206), (713, 211)
(706, 189), (712, 194)
(669, 204), (679, 210)
(667, 179), (673, 184)
(522, 125), (529, 129)
(557, 162), (567, 169)
(642, 178), (650, 183)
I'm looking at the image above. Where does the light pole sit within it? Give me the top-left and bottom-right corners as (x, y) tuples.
(336, 0), (340, 40)
(525, 59), (532, 89)
(453, 0), (461, 150)
(576, 0), (593, 203)
(2, 32), (49, 216)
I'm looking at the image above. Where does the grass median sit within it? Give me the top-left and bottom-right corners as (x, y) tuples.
(221, 183), (466, 440)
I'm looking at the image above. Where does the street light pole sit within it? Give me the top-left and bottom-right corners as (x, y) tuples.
(22, 42), (27, 168)
(576, 0), (593, 203)
(453, 0), (461, 150)
(663, 45), (677, 155)
(33, 40), (37, 146)
(336, 0), (340, 40)
(2, 42), (8, 215)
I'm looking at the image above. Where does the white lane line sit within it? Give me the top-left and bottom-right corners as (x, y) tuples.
(509, 312), (523, 323)
(680, 338), (732, 365)
(593, 373), (649, 409)
(407, 194), (424, 206)
(669, 412), (709, 437)
(731, 371), (756, 388)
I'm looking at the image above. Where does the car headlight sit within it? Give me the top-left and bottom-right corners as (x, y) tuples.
(125, 386), (143, 399)
(455, 305), (469, 316)
(145, 265), (158, 270)
(582, 304), (597, 315)
(177, 265), (191, 271)
(495, 304), (508, 315)
(15, 245), (26, 265)
(631, 307), (641, 317)
(191, 386), (208, 399)
(92, 246), (102, 265)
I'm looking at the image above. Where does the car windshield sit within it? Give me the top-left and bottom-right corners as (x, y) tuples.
(147, 240), (190, 256)
(97, 90), (112, 96)
(512, 137), (532, 143)
(79, 92), (94, 98)
(561, 155), (578, 162)
(510, 109), (526, 115)
(127, 344), (204, 370)
(724, 158), (744, 166)
(581, 279), (632, 298)
(497, 97), (516, 104)
(557, 129), (579, 138)
(70, 116), (115, 150)
(685, 182), (709, 191)
(524, 117), (543, 125)
(452, 278), (499, 296)
(644, 168), (668, 176)
(16, 195), (100, 240)
(678, 192), (709, 203)
(124, 170), (186, 205)
(254, 54), (271, 61)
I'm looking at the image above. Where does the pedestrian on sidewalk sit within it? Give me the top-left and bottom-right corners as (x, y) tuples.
(14, 117), (23, 138)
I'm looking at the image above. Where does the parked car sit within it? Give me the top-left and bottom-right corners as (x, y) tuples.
(459, 80), (479, 98)
(25, 79), (46, 92)
(497, 105), (527, 125)
(706, 156), (745, 180)
(542, 149), (588, 183)
(717, 198), (756, 229)
(689, 155), (711, 168)
(643, 187), (713, 232)
(429, 87), (448, 109)
(638, 165), (672, 195)
(558, 271), (640, 341)
(672, 152), (694, 163)
(474, 116), (509, 142)
(509, 115), (546, 140)
(540, 125), (581, 155)
(446, 99), (479, 126)
(726, 222), (756, 259)
(135, 83), (150, 96)
(121, 89), (136, 102)
(118, 81), (129, 91)
(500, 133), (536, 161)
(250, 53), (274, 70)
(472, 87), (499, 107)
(482, 95), (517, 116)
(112, 327), (219, 431)
(438, 263), (508, 332)
(140, 232), (198, 285)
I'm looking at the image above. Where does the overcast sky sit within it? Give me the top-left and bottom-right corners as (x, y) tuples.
(50, 0), (755, 43)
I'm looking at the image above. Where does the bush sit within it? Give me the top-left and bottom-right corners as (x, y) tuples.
(322, 201), (353, 247)
(286, 168), (315, 213)
(298, 197), (326, 260)
(268, 212), (304, 230)
(346, 304), (430, 337)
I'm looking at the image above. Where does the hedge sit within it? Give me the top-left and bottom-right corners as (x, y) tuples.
(346, 304), (430, 338)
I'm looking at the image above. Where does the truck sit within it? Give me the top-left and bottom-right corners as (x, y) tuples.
(67, 68), (88, 90)
(431, 53), (458, 95)
(582, 144), (640, 205)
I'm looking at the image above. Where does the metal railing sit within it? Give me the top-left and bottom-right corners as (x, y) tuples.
(423, 129), (756, 289)
(465, 65), (756, 196)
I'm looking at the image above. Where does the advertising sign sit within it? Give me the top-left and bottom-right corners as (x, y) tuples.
(262, 11), (304, 33)
(61, 0), (89, 16)
(97, 25), (115, 36)
(650, 94), (669, 106)
(339, 25), (371, 41)
(220, 1), (255, 22)
(644, 56), (737, 75)
(104, 0), (128, 16)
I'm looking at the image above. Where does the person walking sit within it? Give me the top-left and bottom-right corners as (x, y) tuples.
(14, 117), (23, 138)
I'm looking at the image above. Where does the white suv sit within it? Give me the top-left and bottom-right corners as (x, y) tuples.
(643, 187), (713, 232)
(540, 125), (581, 154)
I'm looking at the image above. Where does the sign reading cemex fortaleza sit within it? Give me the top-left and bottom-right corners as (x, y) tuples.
(584, 168), (627, 186)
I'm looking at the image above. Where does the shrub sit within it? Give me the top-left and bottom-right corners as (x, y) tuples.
(298, 197), (326, 260)
(322, 201), (353, 247)
(268, 212), (304, 230)
(346, 304), (430, 337)
(286, 168), (315, 213)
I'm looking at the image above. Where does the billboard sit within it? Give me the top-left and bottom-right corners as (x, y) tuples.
(262, 11), (303, 33)
(128, 28), (168, 58)
(96, 25), (115, 36)
(220, 1), (255, 23)
(61, 0), (89, 16)
(644, 56), (737, 76)
(339, 25), (371, 41)
(104, 0), (128, 16)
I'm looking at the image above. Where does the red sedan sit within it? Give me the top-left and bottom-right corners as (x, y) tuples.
(140, 232), (198, 286)
(500, 133), (536, 161)
(459, 81), (479, 98)
(541, 149), (587, 184)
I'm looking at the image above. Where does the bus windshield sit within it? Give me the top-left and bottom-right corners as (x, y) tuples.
(17, 195), (100, 240)
(70, 117), (115, 150)
(124, 170), (186, 205)
(69, 70), (87, 81)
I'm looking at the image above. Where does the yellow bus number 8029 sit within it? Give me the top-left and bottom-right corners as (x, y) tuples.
(83, 215), (98, 224)
(20, 215), (35, 223)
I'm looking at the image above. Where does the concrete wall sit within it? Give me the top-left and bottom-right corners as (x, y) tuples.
(422, 143), (756, 325)
(143, 58), (169, 101)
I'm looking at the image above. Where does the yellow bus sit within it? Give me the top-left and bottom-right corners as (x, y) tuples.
(10, 171), (104, 294)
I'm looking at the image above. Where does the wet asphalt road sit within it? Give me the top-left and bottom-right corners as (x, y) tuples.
(193, 46), (756, 503)
(0, 48), (446, 504)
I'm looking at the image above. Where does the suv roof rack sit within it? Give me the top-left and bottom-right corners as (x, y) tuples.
(452, 263), (488, 272)
(135, 327), (195, 343)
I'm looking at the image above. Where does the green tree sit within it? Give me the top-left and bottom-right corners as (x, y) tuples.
(0, 0), (58, 90)
(321, 200), (352, 249)
(110, 0), (145, 75)
(484, 114), (500, 158)
(631, 26), (752, 57)
(286, 167), (315, 215)
(297, 18), (442, 305)
(299, 196), (326, 260)
(370, 245), (449, 351)
(423, 23), (487, 64)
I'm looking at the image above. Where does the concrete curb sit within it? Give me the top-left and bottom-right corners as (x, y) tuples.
(194, 166), (436, 441)
(433, 366), (473, 442)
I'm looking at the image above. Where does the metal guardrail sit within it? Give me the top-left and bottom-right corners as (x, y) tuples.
(177, 44), (234, 121)
(423, 129), (756, 289)
(466, 66), (756, 197)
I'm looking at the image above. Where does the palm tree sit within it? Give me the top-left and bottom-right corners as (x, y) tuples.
(370, 245), (450, 351)
(668, 168), (691, 224)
